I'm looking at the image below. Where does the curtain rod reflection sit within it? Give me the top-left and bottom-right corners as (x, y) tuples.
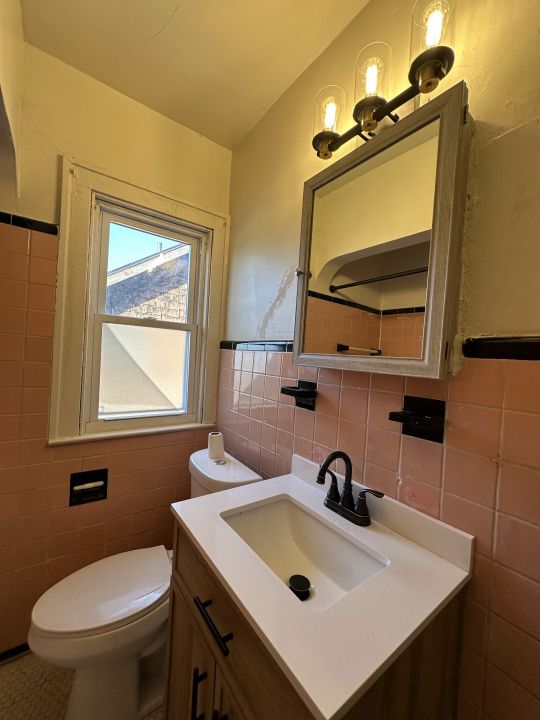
(329, 266), (428, 294)
(336, 343), (382, 356)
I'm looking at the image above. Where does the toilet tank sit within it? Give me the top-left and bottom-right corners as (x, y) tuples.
(189, 449), (262, 497)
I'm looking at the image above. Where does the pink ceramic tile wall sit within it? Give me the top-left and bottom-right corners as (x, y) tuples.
(217, 348), (540, 719)
(0, 222), (208, 653)
(304, 296), (425, 358)
(379, 312), (424, 358)
(304, 296), (379, 354)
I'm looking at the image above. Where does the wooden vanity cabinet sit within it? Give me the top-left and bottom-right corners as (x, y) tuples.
(212, 671), (247, 720)
(166, 523), (313, 720)
(166, 522), (462, 720)
(166, 578), (245, 720)
(166, 579), (215, 719)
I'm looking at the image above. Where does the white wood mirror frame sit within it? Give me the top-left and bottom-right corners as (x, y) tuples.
(294, 81), (470, 379)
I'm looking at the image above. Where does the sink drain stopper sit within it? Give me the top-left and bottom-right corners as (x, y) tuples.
(289, 574), (311, 601)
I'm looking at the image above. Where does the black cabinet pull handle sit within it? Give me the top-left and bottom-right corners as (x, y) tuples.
(194, 596), (234, 656)
(212, 713), (228, 720)
(191, 667), (207, 720)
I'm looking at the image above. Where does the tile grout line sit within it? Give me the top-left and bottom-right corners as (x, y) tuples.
(488, 606), (540, 646)
(479, 362), (509, 714)
(485, 659), (540, 704)
(363, 372), (373, 489)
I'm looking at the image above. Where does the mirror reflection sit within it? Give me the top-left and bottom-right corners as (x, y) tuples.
(304, 119), (440, 358)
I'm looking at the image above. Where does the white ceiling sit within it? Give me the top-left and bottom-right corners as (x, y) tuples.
(20, 0), (369, 148)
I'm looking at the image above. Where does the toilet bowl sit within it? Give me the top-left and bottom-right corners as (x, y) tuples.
(28, 450), (261, 720)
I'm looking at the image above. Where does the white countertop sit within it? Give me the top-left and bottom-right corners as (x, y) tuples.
(171, 455), (473, 720)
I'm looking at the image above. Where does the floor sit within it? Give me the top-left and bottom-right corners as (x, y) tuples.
(0, 652), (164, 720)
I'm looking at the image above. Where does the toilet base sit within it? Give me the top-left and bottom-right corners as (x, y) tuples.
(67, 658), (138, 720)
(65, 640), (166, 720)
(139, 641), (167, 718)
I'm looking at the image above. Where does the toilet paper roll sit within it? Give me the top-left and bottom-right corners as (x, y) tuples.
(208, 431), (225, 460)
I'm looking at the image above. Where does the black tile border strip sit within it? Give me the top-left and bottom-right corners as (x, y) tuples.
(220, 340), (294, 352)
(0, 642), (30, 664)
(463, 337), (540, 360)
(0, 211), (58, 236)
(307, 291), (425, 317)
(381, 306), (426, 316)
(221, 337), (540, 359)
(307, 290), (380, 315)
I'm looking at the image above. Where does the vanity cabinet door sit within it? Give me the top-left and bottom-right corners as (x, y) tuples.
(174, 524), (314, 720)
(166, 579), (216, 720)
(212, 672), (247, 720)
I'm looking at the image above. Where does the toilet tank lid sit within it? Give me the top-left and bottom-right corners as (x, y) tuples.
(189, 449), (262, 492)
(31, 546), (171, 635)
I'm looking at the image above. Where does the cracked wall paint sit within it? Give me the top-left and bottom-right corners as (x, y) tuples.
(256, 265), (296, 337)
(150, 2), (182, 40)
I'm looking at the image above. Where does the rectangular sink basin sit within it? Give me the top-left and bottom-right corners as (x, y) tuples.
(222, 495), (388, 610)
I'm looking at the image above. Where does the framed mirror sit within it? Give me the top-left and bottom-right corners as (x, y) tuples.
(294, 81), (470, 379)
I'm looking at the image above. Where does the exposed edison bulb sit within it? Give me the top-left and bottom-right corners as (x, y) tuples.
(322, 97), (338, 132)
(355, 44), (390, 108)
(425, 8), (444, 46)
(365, 63), (379, 95)
(313, 85), (345, 152)
(422, 1), (449, 48)
(362, 57), (384, 97)
(410, 0), (454, 96)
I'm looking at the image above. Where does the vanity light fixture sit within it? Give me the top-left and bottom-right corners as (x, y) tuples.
(353, 42), (392, 133)
(410, 0), (455, 94)
(312, 85), (346, 160)
(312, 0), (455, 160)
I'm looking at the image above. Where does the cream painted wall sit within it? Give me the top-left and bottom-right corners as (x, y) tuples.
(226, 0), (540, 342)
(310, 128), (438, 281)
(0, 0), (23, 191)
(0, 44), (231, 222)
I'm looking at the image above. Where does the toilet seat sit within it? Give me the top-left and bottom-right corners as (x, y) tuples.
(31, 546), (171, 638)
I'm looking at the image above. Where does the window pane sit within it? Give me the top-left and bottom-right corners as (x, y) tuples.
(105, 222), (191, 323)
(98, 323), (189, 419)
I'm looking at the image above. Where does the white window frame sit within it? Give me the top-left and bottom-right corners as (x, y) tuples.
(49, 159), (229, 444)
(83, 199), (203, 433)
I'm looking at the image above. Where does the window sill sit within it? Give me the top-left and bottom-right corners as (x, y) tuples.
(48, 422), (215, 446)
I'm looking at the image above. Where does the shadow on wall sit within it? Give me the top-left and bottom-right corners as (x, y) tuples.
(0, 96), (17, 196)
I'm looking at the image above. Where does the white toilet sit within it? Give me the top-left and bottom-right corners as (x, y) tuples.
(28, 450), (261, 720)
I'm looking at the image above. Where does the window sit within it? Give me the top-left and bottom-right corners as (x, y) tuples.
(50, 161), (228, 442)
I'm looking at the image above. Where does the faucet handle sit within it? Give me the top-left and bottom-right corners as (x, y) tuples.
(358, 488), (385, 500)
(354, 488), (384, 523)
(325, 470), (341, 503)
